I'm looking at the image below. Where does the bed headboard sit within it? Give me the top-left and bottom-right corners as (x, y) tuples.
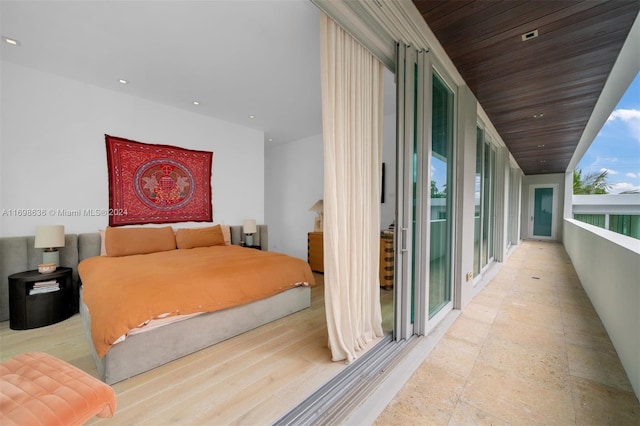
(0, 225), (268, 322)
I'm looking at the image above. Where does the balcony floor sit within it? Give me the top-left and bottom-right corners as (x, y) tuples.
(375, 240), (640, 425)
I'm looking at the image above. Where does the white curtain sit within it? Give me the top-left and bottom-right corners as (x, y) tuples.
(319, 13), (384, 362)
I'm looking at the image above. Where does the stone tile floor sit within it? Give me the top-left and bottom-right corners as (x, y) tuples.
(375, 240), (640, 425)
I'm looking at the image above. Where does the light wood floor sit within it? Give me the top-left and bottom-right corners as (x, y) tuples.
(0, 273), (394, 425)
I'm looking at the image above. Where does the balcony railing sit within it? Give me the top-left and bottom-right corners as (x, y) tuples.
(563, 218), (640, 397)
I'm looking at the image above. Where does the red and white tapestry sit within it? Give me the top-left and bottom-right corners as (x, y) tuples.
(106, 134), (213, 226)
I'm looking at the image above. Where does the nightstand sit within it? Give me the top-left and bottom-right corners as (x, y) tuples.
(8, 267), (74, 330)
(243, 245), (262, 250)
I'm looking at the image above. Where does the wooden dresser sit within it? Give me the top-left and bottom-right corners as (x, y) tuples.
(307, 232), (394, 288)
(307, 232), (324, 273)
(379, 236), (394, 289)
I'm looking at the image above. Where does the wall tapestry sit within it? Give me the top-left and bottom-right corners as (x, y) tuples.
(106, 134), (213, 226)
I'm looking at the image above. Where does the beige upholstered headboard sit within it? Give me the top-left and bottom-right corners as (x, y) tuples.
(0, 225), (267, 322)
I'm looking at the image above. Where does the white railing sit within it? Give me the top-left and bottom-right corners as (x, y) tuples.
(563, 218), (640, 398)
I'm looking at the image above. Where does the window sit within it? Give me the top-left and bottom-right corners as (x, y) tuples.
(609, 215), (640, 239)
(574, 214), (605, 228)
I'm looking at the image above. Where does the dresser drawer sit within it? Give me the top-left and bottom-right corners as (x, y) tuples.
(308, 232), (324, 273)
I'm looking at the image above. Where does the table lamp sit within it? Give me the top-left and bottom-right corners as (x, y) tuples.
(309, 199), (323, 232)
(34, 225), (65, 266)
(243, 219), (257, 246)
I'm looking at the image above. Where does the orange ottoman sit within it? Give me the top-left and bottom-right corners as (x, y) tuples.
(0, 352), (116, 426)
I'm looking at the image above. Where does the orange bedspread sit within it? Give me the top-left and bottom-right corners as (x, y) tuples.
(79, 245), (314, 357)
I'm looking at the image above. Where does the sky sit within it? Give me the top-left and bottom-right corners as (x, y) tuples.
(577, 72), (640, 194)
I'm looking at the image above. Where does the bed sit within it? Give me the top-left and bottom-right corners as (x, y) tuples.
(78, 224), (313, 384)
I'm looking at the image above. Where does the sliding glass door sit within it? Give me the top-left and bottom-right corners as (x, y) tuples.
(507, 167), (521, 248)
(473, 128), (483, 276)
(395, 43), (455, 338)
(473, 126), (496, 278)
(428, 74), (453, 319)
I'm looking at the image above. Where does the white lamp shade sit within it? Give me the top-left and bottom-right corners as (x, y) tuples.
(34, 225), (65, 248)
(243, 219), (257, 234)
(309, 199), (323, 213)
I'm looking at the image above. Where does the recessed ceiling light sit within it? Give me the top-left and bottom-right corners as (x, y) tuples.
(540, 160), (547, 163)
(268, 138), (273, 142)
(521, 30), (538, 42)
(2, 36), (20, 46)
(248, 115), (255, 119)
(533, 113), (544, 119)
(119, 79), (128, 84)
(193, 101), (200, 106)
(537, 144), (545, 148)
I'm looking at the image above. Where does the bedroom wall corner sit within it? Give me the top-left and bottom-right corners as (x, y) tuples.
(265, 134), (323, 260)
(265, 112), (396, 260)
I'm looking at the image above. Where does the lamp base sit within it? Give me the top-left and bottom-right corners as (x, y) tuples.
(42, 249), (59, 266)
(314, 216), (323, 232)
(245, 234), (254, 246)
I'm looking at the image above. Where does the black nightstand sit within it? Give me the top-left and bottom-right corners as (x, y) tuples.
(8, 267), (74, 330)
(243, 245), (262, 250)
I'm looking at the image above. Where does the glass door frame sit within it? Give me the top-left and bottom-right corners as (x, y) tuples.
(507, 167), (522, 248)
(473, 121), (498, 279)
(426, 64), (456, 331)
(394, 43), (457, 339)
(394, 43), (418, 340)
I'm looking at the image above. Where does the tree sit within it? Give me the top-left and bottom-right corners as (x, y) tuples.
(430, 180), (447, 198)
(573, 168), (610, 194)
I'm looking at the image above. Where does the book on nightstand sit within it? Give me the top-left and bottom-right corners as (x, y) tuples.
(29, 280), (60, 295)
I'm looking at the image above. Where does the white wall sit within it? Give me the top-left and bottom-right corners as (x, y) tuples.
(265, 112), (396, 260)
(380, 112), (396, 230)
(0, 62), (264, 237)
(521, 173), (566, 241)
(564, 219), (640, 398)
(265, 134), (323, 259)
(455, 86), (480, 309)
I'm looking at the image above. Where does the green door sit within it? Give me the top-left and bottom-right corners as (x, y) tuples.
(533, 187), (553, 237)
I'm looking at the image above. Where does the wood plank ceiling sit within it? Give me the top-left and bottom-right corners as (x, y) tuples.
(413, 0), (639, 175)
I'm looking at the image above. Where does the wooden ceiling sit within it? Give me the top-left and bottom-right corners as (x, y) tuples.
(413, 1), (639, 175)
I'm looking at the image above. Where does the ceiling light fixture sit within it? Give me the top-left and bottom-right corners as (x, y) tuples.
(193, 101), (200, 106)
(2, 36), (20, 46)
(540, 160), (547, 163)
(268, 138), (273, 142)
(537, 144), (545, 148)
(533, 113), (544, 119)
(119, 79), (128, 84)
(248, 115), (255, 119)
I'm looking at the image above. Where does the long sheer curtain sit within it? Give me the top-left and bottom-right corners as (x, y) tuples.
(319, 13), (384, 362)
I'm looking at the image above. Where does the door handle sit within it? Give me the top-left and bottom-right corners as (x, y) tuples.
(401, 227), (408, 252)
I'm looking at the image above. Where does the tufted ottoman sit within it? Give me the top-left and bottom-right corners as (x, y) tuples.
(0, 352), (116, 425)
